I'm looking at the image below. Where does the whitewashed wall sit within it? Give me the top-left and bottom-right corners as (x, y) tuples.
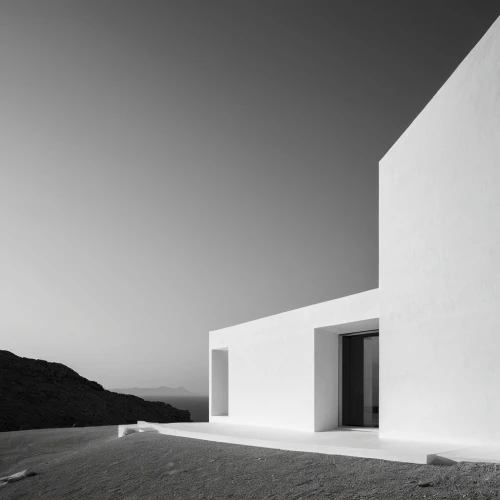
(209, 289), (379, 432)
(379, 16), (500, 446)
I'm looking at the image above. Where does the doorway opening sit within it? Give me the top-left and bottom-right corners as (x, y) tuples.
(211, 348), (228, 416)
(340, 331), (379, 428)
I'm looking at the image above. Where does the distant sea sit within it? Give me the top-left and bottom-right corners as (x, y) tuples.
(140, 395), (209, 422)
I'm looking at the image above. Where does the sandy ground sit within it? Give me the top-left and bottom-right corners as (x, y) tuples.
(1, 426), (500, 499)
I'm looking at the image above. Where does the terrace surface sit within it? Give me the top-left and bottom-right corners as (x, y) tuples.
(119, 421), (500, 465)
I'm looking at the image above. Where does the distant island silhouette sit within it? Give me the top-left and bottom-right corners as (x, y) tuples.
(111, 386), (199, 397)
(0, 350), (191, 432)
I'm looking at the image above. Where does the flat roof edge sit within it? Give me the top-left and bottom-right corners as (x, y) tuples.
(209, 287), (379, 334)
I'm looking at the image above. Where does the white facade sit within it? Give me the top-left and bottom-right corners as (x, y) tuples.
(210, 289), (379, 432)
(210, 16), (500, 446)
(379, 15), (500, 446)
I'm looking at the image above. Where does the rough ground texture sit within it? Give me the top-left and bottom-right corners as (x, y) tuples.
(0, 350), (191, 432)
(0, 427), (499, 499)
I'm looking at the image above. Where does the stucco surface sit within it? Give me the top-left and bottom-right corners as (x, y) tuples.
(208, 15), (500, 446)
(209, 289), (379, 431)
(379, 16), (500, 445)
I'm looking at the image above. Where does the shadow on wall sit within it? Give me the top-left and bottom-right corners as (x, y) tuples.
(212, 348), (228, 416)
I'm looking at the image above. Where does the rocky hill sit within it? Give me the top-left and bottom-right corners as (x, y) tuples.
(0, 350), (191, 432)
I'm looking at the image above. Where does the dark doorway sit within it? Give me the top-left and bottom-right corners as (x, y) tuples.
(341, 331), (379, 427)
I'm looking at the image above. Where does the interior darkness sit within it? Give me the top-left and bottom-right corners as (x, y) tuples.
(342, 332), (379, 428)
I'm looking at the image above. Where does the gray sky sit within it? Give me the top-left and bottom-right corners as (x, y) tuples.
(1, 1), (499, 394)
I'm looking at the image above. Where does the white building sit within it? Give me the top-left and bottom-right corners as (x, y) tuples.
(209, 15), (500, 448)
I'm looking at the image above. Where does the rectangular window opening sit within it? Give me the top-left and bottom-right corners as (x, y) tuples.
(211, 348), (228, 416)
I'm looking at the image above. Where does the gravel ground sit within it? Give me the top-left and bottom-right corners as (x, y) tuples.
(0, 426), (499, 499)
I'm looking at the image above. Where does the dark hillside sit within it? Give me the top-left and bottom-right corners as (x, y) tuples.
(0, 350), (190, 432)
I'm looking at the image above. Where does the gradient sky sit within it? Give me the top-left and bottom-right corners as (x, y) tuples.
(1, 1), (499, 394)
